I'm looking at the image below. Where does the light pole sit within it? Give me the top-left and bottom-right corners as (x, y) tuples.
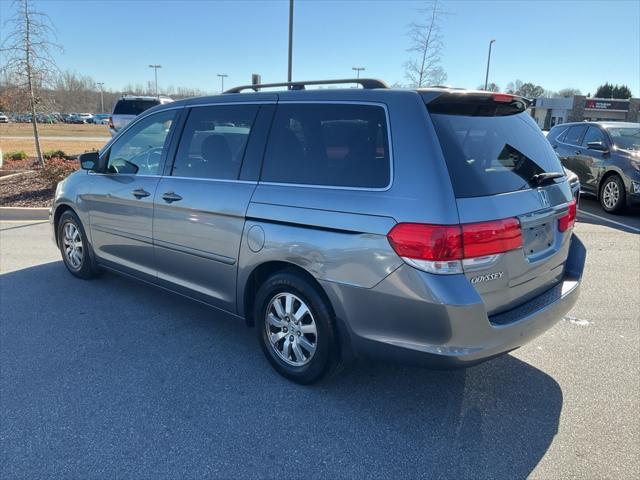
(288, 0), (294, 84)
(148, 64), (162, 98)
(484, 39), (496, 91)
(97, 82), (104, 113)
(217, 74), (228, 93)
(352, 67), (365, 80)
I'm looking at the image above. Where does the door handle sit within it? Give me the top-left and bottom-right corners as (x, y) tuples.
(132, 188), (150, 199)
(574, 150), (582, 155)
(162, 191), (183, 203)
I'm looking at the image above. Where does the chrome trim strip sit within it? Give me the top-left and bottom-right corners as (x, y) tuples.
(260, 100), (394, 192)
(163, 176), (258, 185)
(153, 239), (236, 265)
(92, 225), (153, 244)
(88, 172), (162, 178)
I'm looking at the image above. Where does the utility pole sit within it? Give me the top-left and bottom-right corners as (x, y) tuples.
(148, 64), (162, 98)
(287, 0), (294, 84)
(217, 73), (228, 93)
(484, 39), (496, 90)
(352, 67), (365, 80)
(97, 82), (104, 112)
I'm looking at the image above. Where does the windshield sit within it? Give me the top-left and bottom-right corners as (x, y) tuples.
(430, 111), (564, 198)
(114, 99), (159, 116)
(607, 126), (640, 151)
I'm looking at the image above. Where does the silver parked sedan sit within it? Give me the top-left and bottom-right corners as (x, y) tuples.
(50, 79), (585, 384)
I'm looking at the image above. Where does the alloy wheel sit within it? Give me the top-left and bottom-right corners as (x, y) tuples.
(602, 180), (620, 209)
(62, 222), (83, 269)
(265, 292), (317, 367)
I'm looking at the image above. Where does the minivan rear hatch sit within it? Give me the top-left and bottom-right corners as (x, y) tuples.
(423, 91), (576, 316)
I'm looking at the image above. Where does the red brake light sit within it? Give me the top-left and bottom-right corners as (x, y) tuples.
(387, 218), (523, 274)
(558, 199), (577, 232)
(462, 218), (523, 258)
(491, 93), (515, 103)
(387, 223), (462, 261)
(107, 116), (114, 129)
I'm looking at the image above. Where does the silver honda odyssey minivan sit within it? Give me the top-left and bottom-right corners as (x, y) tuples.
(51, 79), (586, 384)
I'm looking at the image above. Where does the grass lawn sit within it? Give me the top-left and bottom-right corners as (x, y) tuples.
(1, 138), (107, 158)
(0, 123), (110, 137)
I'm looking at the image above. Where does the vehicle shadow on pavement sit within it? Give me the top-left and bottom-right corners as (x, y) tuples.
(576, 196), (640, 234)
(1, 262), (562, 480)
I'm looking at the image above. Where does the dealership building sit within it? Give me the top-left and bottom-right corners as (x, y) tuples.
(529, 95), (640, 130)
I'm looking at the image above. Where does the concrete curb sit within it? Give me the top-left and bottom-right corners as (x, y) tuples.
(0, 207), (50, 221)
(0, 171), (31, 182)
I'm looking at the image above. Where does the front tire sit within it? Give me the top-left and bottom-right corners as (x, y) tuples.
(57, 210), (100, 279)
(255, 271), (339, 384)
(600, 175), (626, 214)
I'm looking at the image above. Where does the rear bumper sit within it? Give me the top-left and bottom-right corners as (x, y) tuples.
(321, 234), (586, 368)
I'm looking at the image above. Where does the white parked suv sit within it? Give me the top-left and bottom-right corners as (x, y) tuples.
(108, 95), (173, 136)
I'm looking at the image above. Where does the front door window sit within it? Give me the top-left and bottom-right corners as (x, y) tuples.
(107, 110), (177, 175)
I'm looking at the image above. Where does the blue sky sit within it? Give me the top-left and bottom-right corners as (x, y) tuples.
(1, 0), (639, 96)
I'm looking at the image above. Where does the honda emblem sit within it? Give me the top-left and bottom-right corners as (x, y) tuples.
(538, 189), (550, 208)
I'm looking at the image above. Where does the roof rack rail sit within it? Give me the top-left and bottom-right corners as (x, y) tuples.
(224, 78), (389, 94)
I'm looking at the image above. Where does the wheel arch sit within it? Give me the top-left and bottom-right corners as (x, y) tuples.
(52, 203), (77, 246)
(241, 260), (336, 328)
(598, 168), (625, 199)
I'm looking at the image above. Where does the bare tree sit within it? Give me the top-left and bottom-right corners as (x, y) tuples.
(1, 0), (60, 167)
(476, 82), (500, 92)
(404, 0), (447, 88)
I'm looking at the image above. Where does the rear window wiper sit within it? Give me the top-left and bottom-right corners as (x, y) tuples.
(530, 171), (565, 185)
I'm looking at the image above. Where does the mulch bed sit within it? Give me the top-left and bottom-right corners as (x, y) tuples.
(0, 170), (55, 207)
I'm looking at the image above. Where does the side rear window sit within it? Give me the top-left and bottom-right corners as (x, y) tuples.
(429, 111), (564, 198)
(582, 126), (606, 146)
(549, 126), (568, 143)
(261, 103), (390, 188)
(564, 125), (587, 146)
(114, 99), (160, 116)
(171, 104), (259, 180)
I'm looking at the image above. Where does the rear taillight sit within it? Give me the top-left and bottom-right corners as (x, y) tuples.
(387, 218), (522, 275)
(107, 116), (114, 129)
(462, 218), (523, 258)
(387, 224), (462, 260)
(558, 199), (577, 232)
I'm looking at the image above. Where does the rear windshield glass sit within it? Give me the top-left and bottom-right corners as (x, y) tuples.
(430, 111), (564, 198)
(114, 99), (159, 116)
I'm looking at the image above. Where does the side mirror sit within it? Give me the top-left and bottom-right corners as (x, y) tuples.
(587, 141), (608, 152)
(79, 151), (100, 171)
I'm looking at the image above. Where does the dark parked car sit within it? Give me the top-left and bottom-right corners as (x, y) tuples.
(548, 121), (640, 213)
(51, 79), (585, 383)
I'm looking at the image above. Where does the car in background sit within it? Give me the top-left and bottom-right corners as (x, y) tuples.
(91, 114), (110, 125)
(109, 95), (173, 136)
(548, 121), (640, 213)
(75, 113), (94, 124)
(0, 112), (9, 123)
(37, 113), (57, 124)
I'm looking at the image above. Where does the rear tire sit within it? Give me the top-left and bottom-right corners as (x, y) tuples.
(57, 210), (100, 279)
(255, 271), (339, 384)
(600, 175), (626, 214)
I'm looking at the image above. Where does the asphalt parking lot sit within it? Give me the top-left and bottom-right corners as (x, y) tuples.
(1, 208), (638, 479)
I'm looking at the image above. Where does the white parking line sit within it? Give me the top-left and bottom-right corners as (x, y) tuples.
(578, 209), (640, 233)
